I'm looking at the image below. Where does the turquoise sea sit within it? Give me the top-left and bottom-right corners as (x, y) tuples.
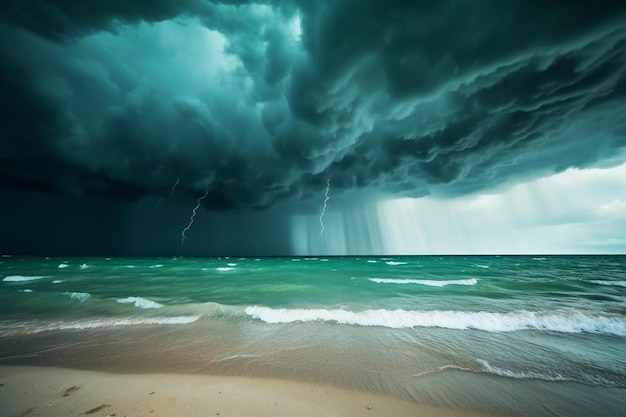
(1, 255), (625, 416)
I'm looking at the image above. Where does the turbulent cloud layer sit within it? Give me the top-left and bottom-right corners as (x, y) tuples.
(1, 0), (626, 210)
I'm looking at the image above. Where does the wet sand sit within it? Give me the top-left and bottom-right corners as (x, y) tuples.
(0, 365), (502, 417)
(2, 321), (624, 417)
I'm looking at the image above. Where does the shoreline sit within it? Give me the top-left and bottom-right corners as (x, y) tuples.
(1, 321), (625, 417)
(0, 365), (501, 417)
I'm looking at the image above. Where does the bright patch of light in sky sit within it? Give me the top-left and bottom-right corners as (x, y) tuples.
(291, 163), (626, 255)
(288, 13), (302, 42)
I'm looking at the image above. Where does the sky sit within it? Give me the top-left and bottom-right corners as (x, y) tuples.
(1, 0), (625, 256)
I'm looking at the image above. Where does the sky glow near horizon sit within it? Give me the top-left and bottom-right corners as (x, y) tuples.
(1, 1), (625, 256)
(292, 163), (626, 255)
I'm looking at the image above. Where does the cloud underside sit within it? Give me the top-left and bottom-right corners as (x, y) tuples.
(1, 0), (626, 209)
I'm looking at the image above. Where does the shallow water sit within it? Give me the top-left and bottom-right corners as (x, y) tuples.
(1, 255), (625, 416)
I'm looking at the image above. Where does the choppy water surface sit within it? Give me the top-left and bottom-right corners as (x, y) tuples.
(1, 255), (625, 416)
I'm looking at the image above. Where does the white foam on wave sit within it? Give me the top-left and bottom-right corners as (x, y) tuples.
(369, 278), (478, 287)
(58, 263), (69, 268)
(116, 297), (163, 309)
(20, 289), (34, 293)
(215, 354), (262, 362)
(367, 260), (378, 263)
(0, 316), (202, 336)
(149, 264), (164, 268)
(59, 316), (200, 330)
(473, 264), (490, 269)
(386, 261), (407, 266)
(227, 263), (237, 267)
(52, 280), (63, 284)
(79, 263), (89, 269)
(216, 267), (235, 272)
(413, 364), (474, 378)
(244, 307), (626, 335)
(3, 275), (46, 282)
(64, 292), (91, 302)
(476, 359), (569, 382)
(590, 280), (626, 287)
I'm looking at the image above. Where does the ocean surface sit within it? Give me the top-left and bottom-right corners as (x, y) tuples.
(1, 255), (625, 416)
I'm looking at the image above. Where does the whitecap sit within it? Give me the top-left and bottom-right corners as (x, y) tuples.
(227, 263), (237, 267)
(3, 275), (46, 282)
(473, 264), (490, 269)
(58, 263), (69, 268)
(216, 267), (235, 272)
(590, 280), (626, 287)
(244, 307), (626, 336)
(366, 260), (378, 263)
(52, 280), (63, 284)
(64, 292), (91, 302)
(385, 261), (407, 266)
(369, 278), (478, 287)
(20, 289), (34, 293)
(116, 296), (163, 309)
(79, 263), (89, 269)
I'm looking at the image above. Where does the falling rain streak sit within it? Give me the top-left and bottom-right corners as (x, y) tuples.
(180, 190), (209, 246)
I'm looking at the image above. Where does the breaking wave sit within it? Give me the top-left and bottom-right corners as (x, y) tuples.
(116, 296), (163, 309)
(64, 292), (91, 302)
(590, 280), (626, 287)
(3, 275), (47, 282)
(244, 307), (625, 335)
(385, 261), (408, 266)
(0, 316), (201, 336)
(368, 278), (477, 287)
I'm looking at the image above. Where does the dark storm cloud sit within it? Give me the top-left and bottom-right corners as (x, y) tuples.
(1, 0), (626, 209)
(0, 0), (199, 39)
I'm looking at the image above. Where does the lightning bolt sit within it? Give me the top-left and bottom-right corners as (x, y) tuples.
(181, 189), (209, 246)
(150, 178), (180, 217)
(168, 178), (180, 198)
(319, 178), (330, 239)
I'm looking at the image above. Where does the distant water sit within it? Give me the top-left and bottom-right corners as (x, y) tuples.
(1, 255), (625, 416)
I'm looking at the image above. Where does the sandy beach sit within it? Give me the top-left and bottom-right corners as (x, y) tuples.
(0, 365), (504, 417)
(1, 257), (624, 417)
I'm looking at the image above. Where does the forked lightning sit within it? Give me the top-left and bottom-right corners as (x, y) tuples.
(319, 178), (330, 239)
(181, 189), (209, 246)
